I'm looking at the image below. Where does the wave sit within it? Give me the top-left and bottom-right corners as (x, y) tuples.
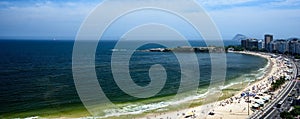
(102, 102), (169, 118)
(95, 57), (270, 118)
(23, 62), (271, 119)
(221, 57), (269, 90)
(110, 49), (128, 52)
(220, 82), (243, 90)
(98, 91), (209, 118)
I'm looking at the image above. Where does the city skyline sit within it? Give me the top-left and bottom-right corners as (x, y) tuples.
(0, 0), (299, 40)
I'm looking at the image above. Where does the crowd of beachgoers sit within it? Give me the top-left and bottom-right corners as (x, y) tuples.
(140, 51), (295, 119)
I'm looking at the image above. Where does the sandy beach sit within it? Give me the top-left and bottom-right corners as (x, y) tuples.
(139, 51), (292, 119)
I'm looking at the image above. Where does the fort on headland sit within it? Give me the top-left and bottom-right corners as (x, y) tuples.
(145, 46), (225, 53)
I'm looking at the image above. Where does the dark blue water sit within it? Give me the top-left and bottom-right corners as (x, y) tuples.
(0, 39), (265, 116)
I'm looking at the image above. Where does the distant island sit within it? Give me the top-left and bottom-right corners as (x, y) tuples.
(232, 34), (248, 41)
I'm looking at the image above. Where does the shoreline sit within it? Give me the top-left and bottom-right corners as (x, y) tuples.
(229, 51), (272, 99)
(139, 51), (276, 119)
(4, 52), (272, 119)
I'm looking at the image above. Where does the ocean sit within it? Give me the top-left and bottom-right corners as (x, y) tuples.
(0, 40), (267, 118)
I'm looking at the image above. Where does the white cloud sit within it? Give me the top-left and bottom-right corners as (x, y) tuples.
(0, 1), (99, 37)
(0, 1), (10, 6)
(197, 0), (256, 6)
(208, 6), (300, 39)
(0, 0), (299, 39)
(270, 0), (300, 6)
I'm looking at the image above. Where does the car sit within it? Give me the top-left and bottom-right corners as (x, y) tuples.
(277, 101), (284, 108)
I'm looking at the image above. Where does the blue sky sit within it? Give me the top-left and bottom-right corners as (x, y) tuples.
(0, 0), (299, 40)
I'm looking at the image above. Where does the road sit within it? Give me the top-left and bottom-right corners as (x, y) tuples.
(264, 80), (299, 119)
(250, 57), (299, 119)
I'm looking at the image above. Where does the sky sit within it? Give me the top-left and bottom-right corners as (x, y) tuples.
(0, 0), (299, 40)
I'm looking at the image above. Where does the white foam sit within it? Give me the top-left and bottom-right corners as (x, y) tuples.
(98, 91), (209, 118)
(220, 82), (242, 90)
(93, 53), (272, 118)
(24, 116), (39, 119)
(111, 49), (128, 52)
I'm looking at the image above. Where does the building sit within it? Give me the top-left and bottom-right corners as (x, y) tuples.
(239, 34), (300, 55)
(276, 39), (289, 54)
(296, 42), (300, 55)
(269, 39), (289, 53)
(269, 41), (277, 52)
(289, 38), (300, 55)
(241, 39), (248, 49)
(265, 34), (273, 51)
(241, 38), (258, 51)
(258, 40), (264, 50)
(289, 39), (297, 55)
(267, 38), (300, 54)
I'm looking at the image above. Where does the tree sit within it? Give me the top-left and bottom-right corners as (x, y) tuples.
(280, 111), (293, 119)
(280, 106), (300, 118)
(271, 76), (286, 91)
(290, 106), (300, 116)
(295, 55), (300, 59)
(259, 48), (267, 52)
(225, 45), (244, 52)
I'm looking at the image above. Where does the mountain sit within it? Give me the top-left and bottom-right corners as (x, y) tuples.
(288, 37), (300, 41)
(232, 34), (247, 41)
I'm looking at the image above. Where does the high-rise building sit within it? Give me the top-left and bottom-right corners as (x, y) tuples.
(289, 39), (297, 55)
(289, 38), (300, 55)
(241, 40), (248, 49)
(241, 39), (258, 50)
(276, 39), (289, 54)
(265, 34), (273, 52)
(258, 40), (263, 50)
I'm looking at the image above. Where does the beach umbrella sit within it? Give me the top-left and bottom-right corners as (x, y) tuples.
(241, 93), (246, 97)
(184, 112), (194, 118)
(249, 93), (256, 97)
